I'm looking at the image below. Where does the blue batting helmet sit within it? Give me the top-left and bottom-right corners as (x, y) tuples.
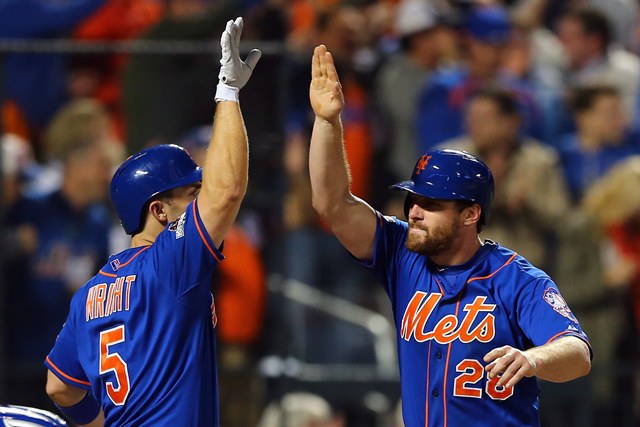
(391, 149), (494, 226)
(110, 144), (202, 234)
(0, 405), (67, 426)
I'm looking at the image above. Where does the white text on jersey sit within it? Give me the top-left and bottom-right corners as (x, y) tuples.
(401, 292), (496, 344)
(85, 275), (136, 321)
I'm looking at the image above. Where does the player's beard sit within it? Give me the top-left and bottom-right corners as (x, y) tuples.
(406, 217), (460, 256)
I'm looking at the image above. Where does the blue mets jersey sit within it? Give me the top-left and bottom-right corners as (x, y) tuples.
(45, 200), (224, 426)
(360, 213), (590, 427)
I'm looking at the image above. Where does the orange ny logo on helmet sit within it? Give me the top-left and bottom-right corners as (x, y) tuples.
(415, 154), (432, 175)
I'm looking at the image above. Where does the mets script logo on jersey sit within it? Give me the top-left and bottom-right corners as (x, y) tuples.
(543, 287), (578, 323)
(401, 292), (496, 344)
(168, 213), (186, 239)
(415, 154), (432, 175)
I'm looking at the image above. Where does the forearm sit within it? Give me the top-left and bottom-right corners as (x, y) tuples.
(47, 371), (103, 426)
(200, 100), (249, 242)
(526, 336), (591, 383)
(309, 116), (352, 218)
(204, 101), (248, 200)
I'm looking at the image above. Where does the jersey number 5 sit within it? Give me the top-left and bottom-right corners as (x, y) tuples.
(454, 359), (514, 400)
(100, 325), (131, 406)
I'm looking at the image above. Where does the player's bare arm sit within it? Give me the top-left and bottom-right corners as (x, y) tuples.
(309, 44), (377, 260)
(46, 371), (105, 427)
(483, 335), (591, 389)
(197, 17), (261, 247)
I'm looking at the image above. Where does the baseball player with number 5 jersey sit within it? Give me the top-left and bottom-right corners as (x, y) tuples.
(308, 44), (592, 426)
(43, 18), (261, 427)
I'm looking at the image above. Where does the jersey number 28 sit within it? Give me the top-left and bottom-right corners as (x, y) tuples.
(454, 359), (514, 400)
(100, 325), (131, 406)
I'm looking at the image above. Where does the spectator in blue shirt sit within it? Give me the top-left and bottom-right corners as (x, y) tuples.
(415, 4), (542, 151)
(557, 84), (640, 203)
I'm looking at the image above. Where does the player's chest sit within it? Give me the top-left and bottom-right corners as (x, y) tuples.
(397, 274), (509, 346)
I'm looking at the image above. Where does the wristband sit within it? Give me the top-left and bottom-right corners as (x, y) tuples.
(215, 83), (239, 102)
(55, 391), (101, 425)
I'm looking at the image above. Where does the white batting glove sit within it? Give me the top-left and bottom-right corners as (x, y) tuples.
(215, 17), (262, 102)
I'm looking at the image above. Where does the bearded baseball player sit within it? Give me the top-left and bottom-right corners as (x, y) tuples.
(43, 18), (260, 427)
(308, 44), (591, 426)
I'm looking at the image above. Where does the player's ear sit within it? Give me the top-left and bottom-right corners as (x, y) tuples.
(148, 199), (169, 225)
(463, 204), (481, 227)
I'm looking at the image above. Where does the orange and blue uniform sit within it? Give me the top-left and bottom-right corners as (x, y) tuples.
(359, 213), (591, 426)
(46, 200), (224, 426)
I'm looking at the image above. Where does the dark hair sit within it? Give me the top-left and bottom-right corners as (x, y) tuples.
(469, 87), (521, 118)
(571, 84), (619, 114)
(561, 7), (611, 51)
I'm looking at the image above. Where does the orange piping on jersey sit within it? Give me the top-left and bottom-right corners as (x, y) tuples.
(192, 201), (223, 262)
(46, 356), (91, 387)
(545, 330), (587, 345)
(442, 294), (463, 427)
(424, 340), (432, 426)
(99, 246), (150, 277)
(466, 253), (517, 284)
(100, 271), (117, 278)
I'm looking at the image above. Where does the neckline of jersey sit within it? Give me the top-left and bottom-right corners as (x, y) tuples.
(426, 239), (497, 276)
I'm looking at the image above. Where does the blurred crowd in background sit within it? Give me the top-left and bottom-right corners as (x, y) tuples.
(1, 0), (640, 425)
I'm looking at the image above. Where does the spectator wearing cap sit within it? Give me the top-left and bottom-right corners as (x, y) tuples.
(375, 0), (451, 188)
(414, 4), (543, 150)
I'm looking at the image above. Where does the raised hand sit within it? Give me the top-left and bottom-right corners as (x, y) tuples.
(310, 44), (344, 122)
(218, 17), (261, 92)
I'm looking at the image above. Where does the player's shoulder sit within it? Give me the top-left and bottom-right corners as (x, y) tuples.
(96, 246), (151, 279)
(484, 240), (552, 284)
(378, 213), (408, 233)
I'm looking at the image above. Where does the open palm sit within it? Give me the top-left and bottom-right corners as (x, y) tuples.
(310, 45), (344, 121)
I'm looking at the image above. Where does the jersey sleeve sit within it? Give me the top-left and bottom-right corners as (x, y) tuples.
(149, 198), (225, 302)
(44, 292), (92, 391)
(356, 212), (408, 299)
(516, 277), (591, 353)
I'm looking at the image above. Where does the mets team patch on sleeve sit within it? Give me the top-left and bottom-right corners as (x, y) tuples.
(543, 287), (578, 323)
